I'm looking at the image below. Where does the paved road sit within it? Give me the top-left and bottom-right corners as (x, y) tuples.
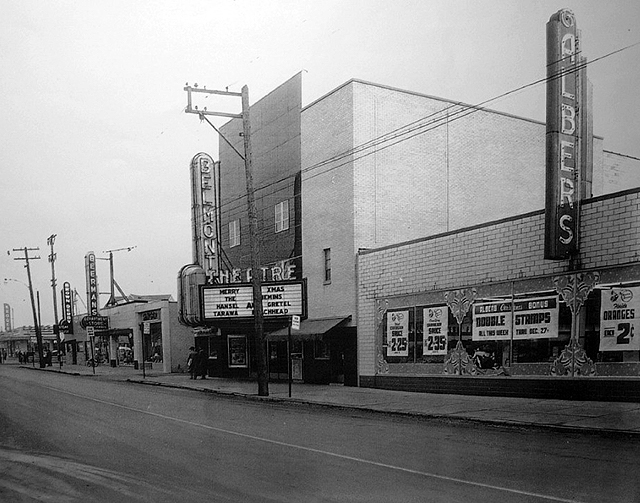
(1, 365), (639, 502)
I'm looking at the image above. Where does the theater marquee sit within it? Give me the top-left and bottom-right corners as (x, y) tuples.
(202, 281), (306, 320)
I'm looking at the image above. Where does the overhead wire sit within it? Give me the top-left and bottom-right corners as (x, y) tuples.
(201, 40), (640, 243)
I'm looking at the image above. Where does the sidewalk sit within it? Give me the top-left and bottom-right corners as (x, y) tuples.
(22, 362), (640, 437)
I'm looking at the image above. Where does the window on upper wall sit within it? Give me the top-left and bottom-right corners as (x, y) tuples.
(275, 200), (289, 233)
(324, 248), (332, 284)
(229, 219), (240, 248)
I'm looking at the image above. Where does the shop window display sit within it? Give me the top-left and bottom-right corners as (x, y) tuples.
(382, 284), (640, 376)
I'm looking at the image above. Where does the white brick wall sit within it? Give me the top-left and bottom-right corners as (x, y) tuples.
(357, 189), (640, 377)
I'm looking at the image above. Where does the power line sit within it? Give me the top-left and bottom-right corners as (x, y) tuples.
(210, 40), (640, 219)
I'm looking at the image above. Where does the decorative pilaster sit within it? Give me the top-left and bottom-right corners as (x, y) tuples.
(443, 340), (477, 376)
(551, 271), (600, 376)
(443, 288), (477, 375)
(375, 299), (389, 374)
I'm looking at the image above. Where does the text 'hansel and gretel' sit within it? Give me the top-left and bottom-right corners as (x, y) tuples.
(203, 284), (304, 318)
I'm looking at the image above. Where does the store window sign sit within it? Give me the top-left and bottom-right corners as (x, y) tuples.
(473, 296), (559, 341)
(423, 306), (448, 356)
(600, 288), (639, 351)
(387, 310), (409, 357)
(228, 335), (248, 368)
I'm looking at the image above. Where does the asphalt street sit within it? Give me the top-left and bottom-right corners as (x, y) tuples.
(1, 364), (640, 502)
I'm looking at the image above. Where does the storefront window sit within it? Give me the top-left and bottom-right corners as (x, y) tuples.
(382, 283), (640, 375)
(228, 335), (248, 368)
(314, 339), (330, 360)
(144, 322), (163, 363)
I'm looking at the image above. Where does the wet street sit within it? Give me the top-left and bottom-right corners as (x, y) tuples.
(1, 365), (639, 502)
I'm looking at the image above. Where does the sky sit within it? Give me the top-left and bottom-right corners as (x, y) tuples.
(1, 0), (639, 328)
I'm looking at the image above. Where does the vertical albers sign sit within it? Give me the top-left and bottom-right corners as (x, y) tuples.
(545, 9), (590, 260)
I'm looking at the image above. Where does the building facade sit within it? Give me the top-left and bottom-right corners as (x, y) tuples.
(300, 78), (639, 390)
(356, 187), (640, 399)
(101, 295), (192, 373)
(194, 73), (317, 380)
(183, 75), (640, 388)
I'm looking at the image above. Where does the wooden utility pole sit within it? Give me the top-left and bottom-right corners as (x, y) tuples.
(184, 83), (269, 396)
(12, 247), (44, 367)
(240, 85), (268, 396)
(47, 235), (62, 368)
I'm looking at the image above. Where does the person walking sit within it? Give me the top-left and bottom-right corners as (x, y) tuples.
(187, 346), (198, 380)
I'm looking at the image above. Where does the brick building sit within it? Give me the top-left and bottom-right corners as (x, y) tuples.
(301, 79), (639, 389)
(356, 187), (640, 398)
(189, 75), (639, 388)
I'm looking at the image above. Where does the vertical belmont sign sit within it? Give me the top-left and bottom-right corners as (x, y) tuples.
(544, 9), (582, 260)
(191, 152), (220, 283)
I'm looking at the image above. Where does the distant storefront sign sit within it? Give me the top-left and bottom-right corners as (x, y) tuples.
(202, 281), (305, 320)
(3, 303), (11, 332)
(62, 282), (74, 334)
(85, 251), (99, 316)
(473, 296), (559, 341)
(81, 315), (109, 330)
(600, 287), (639, 351)
(387, 310), (409, 357)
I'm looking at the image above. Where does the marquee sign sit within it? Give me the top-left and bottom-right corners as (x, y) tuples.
(544, 9), (584, 259)
(202, 281), (305, 320)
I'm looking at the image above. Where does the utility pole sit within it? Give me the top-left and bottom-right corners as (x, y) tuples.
(12, 247), (44, 367)
(47, 234), (62, 368)
(184, 83), (269, 396)
(102, 246), (136, 307)
(240, 85), (268, 396)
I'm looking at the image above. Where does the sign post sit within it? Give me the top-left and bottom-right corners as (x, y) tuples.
(289, 315), (300, 398)
(87, 326), (95, 374)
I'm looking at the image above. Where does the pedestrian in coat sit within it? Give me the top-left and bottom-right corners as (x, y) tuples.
(187, 347), (198, 380)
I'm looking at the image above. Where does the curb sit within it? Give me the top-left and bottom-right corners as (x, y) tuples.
(18, 366), (640, 439)
(126, 378), (640, 440)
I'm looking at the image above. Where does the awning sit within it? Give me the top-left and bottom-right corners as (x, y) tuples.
(266, 316), (351, 341)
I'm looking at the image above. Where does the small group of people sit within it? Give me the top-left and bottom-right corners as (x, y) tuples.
(187, 346), (207, 380)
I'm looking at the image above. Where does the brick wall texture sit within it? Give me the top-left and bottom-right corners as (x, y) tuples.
(301, 79), (630, 321)
(357, 188), (640, 377)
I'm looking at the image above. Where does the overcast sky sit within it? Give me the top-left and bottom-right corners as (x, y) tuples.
(1, 0), (639, 327)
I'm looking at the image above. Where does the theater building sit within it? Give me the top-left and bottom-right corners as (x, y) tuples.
(180, 11), (640, 387)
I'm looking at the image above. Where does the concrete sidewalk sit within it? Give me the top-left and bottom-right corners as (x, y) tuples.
(22, 361), (640, 437)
